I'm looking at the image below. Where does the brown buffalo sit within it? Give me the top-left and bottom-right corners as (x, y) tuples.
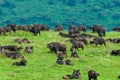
(70, 41), (84, 51)
(47, 42), (66, 54)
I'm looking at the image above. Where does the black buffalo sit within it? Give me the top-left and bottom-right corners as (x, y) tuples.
(88, 70), (99, 80)
(29, 26), (41, 36)
(12, 59), (27, 66)
(111, 50), (120, 56)
(91, 37), (106, 47)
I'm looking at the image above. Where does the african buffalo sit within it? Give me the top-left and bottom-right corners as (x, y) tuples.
(24, 46), (33, 54)
(47, 42), (66, 54)
(90, 25), (106, 37)
(92, 37), (106, 47)
(56, 56), (64, 65)
(22, 38), (30, 43)
(111, 50), (120, 56)
(70, 41), (84, 51)
(88, 70), (99, 80)
(12, 59), (27, 66)
(4, 52), (24, 59)
(29, 26), (41, 36)
(63, 69), (81, 79)
(0, 45), (23, 52)
(54, 25), (64, 31)
(71, 51), (79, 58)
(65, 59), (73, 65)
(78, 25), (86, 32)
(14, 38), (22, 44)
(6, 24), (17, 32)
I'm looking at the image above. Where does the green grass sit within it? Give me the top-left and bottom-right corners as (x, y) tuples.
(0, 31), (120, 80)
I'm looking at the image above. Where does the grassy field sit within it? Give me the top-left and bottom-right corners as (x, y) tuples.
(0, 30), (120, 80)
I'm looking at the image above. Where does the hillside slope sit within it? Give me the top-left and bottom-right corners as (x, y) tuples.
(0, 31), (120, 80)
(0, 0), (120, 30)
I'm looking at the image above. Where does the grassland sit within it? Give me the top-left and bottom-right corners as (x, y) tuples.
(0, 30), (120, 80)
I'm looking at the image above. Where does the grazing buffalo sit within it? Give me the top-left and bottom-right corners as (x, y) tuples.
(71, 51), (79, 58)
(97, 27), (106, 37)
(78, 38), (88, 45)
(4, 52), (24, 59)
(90, 25), (101, 32)
(47, 42), (66, 54)
(4, 26), (12, 34)
(63, 69), (81, 79)
(24, 46), (33, 54)
(92, 37), (106, 47)
(6, 24), (17, 32)
(12, 59), (27, 66)
(78, 25), (86, 32)
(90, 25), (106, 37)
(70, 41), (84, 51)
(88, 70), (99, 80)
(54, 25), (64, 31)
(111, 50), (120, 56)
(112, 27), (120, 32)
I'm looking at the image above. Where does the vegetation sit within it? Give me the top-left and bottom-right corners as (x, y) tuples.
(0, 30), (120, 80)
(0, 0), (120, 30)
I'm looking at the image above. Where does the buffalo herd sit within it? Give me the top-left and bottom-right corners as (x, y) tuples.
(0, 24), (119, 79)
